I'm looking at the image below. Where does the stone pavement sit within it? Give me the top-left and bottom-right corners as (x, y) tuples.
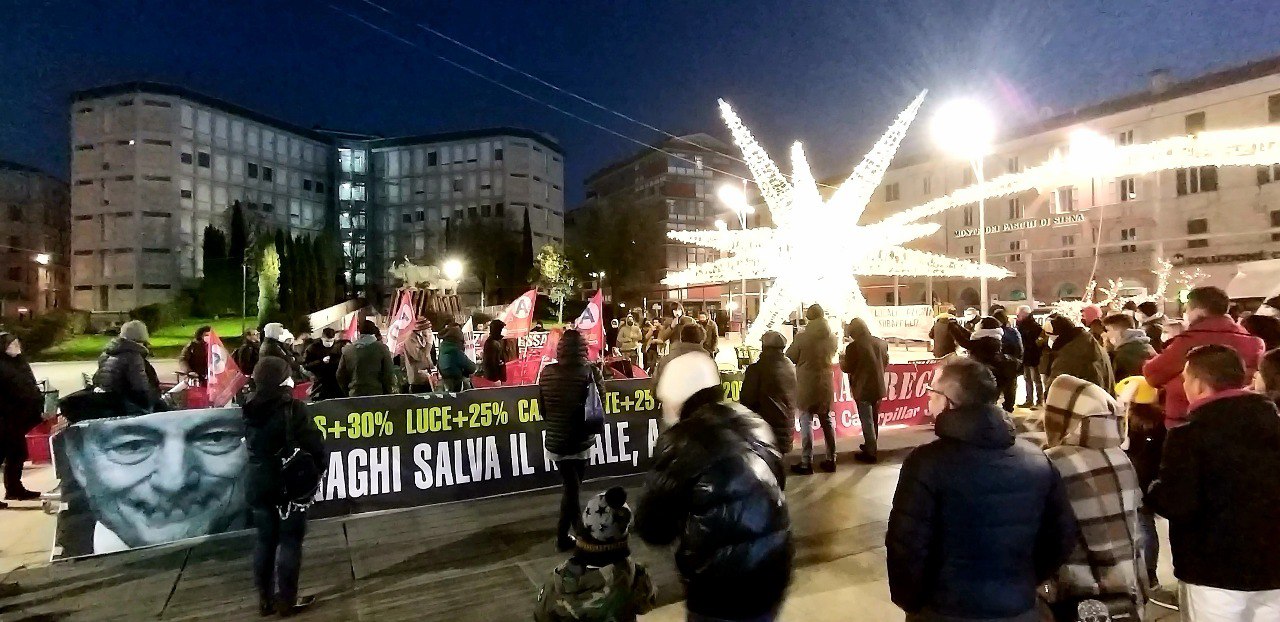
(0, 422), (1178, 622)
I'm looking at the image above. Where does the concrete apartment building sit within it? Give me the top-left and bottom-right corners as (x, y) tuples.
(0, 161), (69, 317)
(571, 133), (747, 310)
(69, 82), (564, 313)
(856, 55), (1280, 309)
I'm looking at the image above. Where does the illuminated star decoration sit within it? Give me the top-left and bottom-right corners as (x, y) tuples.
(662, 92), (1012, 342)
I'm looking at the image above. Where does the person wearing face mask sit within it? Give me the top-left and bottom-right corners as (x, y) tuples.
(606, 318), (620, 355)
(302, 328), (343, 400)
(615, 315), (643, 368)
(0, 332), (44, 505)
(1142, 286), (1264, 429)
(696, 312), (719, 357)
(401, 320), (436, 394)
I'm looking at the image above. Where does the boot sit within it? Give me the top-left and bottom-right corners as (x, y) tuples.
(276, 595), (316, 618)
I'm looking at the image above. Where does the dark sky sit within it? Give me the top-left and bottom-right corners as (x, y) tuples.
(4, 0), (1279, 204)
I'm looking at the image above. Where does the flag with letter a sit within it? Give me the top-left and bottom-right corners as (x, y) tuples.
(206, 329), (246, 407)
(497, 289), (538, 339)
(571, 290), (605, 360)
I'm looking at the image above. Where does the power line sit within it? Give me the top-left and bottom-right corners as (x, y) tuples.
(326, 3), (763, 191)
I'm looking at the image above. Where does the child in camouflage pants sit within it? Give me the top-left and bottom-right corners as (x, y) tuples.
(536, 487), (657, 621)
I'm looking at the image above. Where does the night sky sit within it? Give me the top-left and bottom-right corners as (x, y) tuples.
(4, 1), (1279, 204)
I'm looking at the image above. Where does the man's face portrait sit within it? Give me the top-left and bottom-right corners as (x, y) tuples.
(66, 408), (248, 548)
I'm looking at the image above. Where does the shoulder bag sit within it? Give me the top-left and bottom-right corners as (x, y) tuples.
(584, 365), (606, 435)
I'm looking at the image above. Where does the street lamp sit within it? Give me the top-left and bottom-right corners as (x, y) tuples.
(717, 183), (755, 334)
(933, 98), (995, 306)
(34, 253), (50, 266)
(442, 258), (464, 283)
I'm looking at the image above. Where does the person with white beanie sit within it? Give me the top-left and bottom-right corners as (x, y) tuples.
(635, 351), (793, 621)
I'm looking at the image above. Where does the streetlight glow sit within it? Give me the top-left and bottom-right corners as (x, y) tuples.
(717, 184), (748, 209)
(34, 253), (51, 266)
(714, 219), (727, 230)
(442, 258), (464, 281)
(932, 98), (995, 159)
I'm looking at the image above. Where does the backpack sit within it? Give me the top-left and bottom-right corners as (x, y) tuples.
(278, 403), (325, 518)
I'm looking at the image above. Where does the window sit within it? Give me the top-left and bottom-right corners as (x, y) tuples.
(262, 166), (273, 182)
(1007, 156), (1020, 173)
(1271, 94), (1280, 124)
(303, 179), (313, 192)
(1121, 227), (1138, 253)
(1117, 130), (1134, 146)
(884, 183), (900, 202)
(1008, 197), (1023, 219)
(180, 152), (193, 165)
(468, 206), (479, 219)
(75, 144), (94, 151)
(1119, 177), (1137, 201)
(8, 205), (21, 222)
(1187, 218), (1209, 248)
(481, 204), (492, 217)
(143, 99), (171, 108)
(480, 170), (492, 190)
(401, 212), (412, 224)
(247, 163), (258, 179)
(1009, 240), (1023, 263)
(143, 139), (171, 146)
(494, 147), (504, 161)
(315, 181), (325, 194)
(1271, 210), (1280, 242)
(963, 245), (975, 255)
(180, 189), (193, 199)
(1061, 235), (1076, 258)
(143, 175), (170, 182)
(117, 99), (133, 107)
(197, 152), (210, 168)
(115, 175), (134, 181)
(426, 150), (438, 167)
(1054, 186), (1076, 213)
(963, 204), (974, 227)
(452, 177), (463, 192)
(75, 179), (92, 186)
(1176, 166), (1219, 195)
(495, 202), (505, 216)
(1185, 112), (1206, 135)
(1258, 164), (1280, 186)
(261, 202), (274, 213)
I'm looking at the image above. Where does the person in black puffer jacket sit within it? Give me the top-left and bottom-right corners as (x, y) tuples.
(92, 320), (163, 413)
(636, 351), (793, 621)
(482, 319), (507, 385)
(0, 332), (44, 502)
(242, 357), (325, 617)
(740, 330), (798, 457)
(887, 357), (1076, 622)
(950, 316), (1018, 412)
(538, 329), (604, 551)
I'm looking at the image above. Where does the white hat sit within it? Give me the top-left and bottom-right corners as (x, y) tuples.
(655, 351), (721, 425)
(262, 322), (286, 341)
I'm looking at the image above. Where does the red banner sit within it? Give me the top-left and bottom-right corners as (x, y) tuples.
(570, 290), (605, 360)
(385, 290), (416, 356)
(498, 289), (538, 339)
(206, 329), (246, 407)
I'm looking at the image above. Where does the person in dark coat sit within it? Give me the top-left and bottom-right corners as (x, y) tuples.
(1136, 301), (1165, 353)
(336, 320), (395, 397)
(481, 319), (507, 385)
(1147, 344), (1280, 616)
(242, 357), (325, 617)
(931, 311), (959, 358)
(950, 317), (1017, 412)
(1253, 346), (1280, 402)
(786, 304), (839, 474)
(1015, 305), (1045, 407)
(178, 325), (211, 386)
(841, 318), (887, 463)
(1103, 313), (1156, 380)
(92, 320), (162, 413)
(887, 357), (1077, 622)
(993, 308), (1024, 410)
(739, 330), (797, 456)
(260, 322), (302, 379)
(1044, 314), (1115, 394)
(696, 312), (719, 357)
(636, 351), (792, 621)
(301, 328), (343, 400)
(436, 324), (476, 392)
(232, 328), (261, 379)
(0, 332), (43, 503)
(537, 329), (604, 551)
(1241, 313), (1280, 351)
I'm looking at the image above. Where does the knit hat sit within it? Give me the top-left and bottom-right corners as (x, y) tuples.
(655, 351), (720, 425)
(760, 330), (787, 350)
(253, 356), (291, 390)
(263, 322), (287, 341)
(1081, 304), (1104, 326)
(577, 487), (632, 546)
(119, 319), (150, 343)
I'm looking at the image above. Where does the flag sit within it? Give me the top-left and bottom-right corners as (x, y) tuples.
(571, 290), (605, 360)
(207, 329), (246, 407)
(497, 289), (538, 339)
(342, 310), (360, 342)
(385, 290), (417, 356)
(462, 317), (476, 361)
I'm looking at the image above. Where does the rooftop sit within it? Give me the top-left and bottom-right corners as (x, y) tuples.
(583, 133), (733, 186)
(0, 158), (61, 180)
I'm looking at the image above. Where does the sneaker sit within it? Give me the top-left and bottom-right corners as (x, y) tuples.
(854, 451), (878, 464)
(276, 595), (316, 617)
(1148, 584), (1179, 611)
(3, 489), (39, 502)
(1017, 402), (1034, 409)
(819, 459), (836, 473)
(790, 464), (813, 475)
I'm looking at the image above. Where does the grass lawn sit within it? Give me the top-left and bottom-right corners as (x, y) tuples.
(35, 317), (254, 362)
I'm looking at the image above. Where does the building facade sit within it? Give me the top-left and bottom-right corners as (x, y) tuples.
(0, 161), (69, 317)
(858, 56), (1280, 309)
(571, 134), (747, 311)
(69, 82), (563, 312)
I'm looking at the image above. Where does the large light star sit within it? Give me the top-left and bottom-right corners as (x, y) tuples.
(663, 92), (1012, 341)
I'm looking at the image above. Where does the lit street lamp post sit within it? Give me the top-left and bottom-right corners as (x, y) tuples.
(933, 99), (995, 307)
(717, 184), (754, 335)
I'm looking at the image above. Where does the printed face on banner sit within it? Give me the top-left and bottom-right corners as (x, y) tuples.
(63, 408), (248, 550)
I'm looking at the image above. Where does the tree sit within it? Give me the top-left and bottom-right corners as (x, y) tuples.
(453, 217), (521, 305)
(533, 244), (577, 321)
(571, 201), (667, 302)
(200, 226), (237, 315)
(295, 234), (317, 313)
(313, 233), (337, 307)
(257, 241), (280, 327)
(520, 208), (535, 281)
(277, 233), (295, 324)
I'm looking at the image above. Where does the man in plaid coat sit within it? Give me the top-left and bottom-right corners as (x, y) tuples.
(1043, 374), (1148, 618)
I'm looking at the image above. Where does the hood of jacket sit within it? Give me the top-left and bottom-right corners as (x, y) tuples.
(803, 315), (832, 339)
(1114, 328), (1150, 348)
(935, 402), (1015, 449)
(104, 336), (150, 358)
(243, 386), (293, 424)
(1044, 374), (1122, 449)
(353, 334), (378, 347)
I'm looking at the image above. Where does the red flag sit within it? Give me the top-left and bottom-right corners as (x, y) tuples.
(206, 329), (246, 407)
(497, 289), (538, 339)
(342, 310), (360, 342)
(571, 290), (605, 360)
(385, 290), (417, 356)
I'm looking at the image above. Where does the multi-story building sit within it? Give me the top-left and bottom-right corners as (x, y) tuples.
(858, 55), (1280, 309)
(571, 134), (746, 312)
(69, 82), (564, 312)
(0, 160), (69, 317)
